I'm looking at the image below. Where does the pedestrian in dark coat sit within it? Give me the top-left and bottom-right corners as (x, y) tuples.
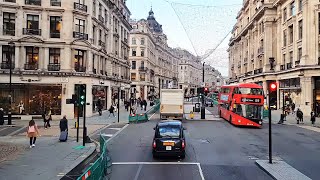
(291, 103), (296, 114)
(97, 98), (103, 116)
(125, 101), (129, 111)
(108, 105), (115, 118)
(143, 99), (147, 111)
(296, 108), (303, 124)
(0, 108), (4, 125)
(311, 111), (316, 126)
(140, 100), (144, 110)
(59, 115), (68, 132)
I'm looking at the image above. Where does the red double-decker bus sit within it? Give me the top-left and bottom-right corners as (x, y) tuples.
(218, 83), (264, 128)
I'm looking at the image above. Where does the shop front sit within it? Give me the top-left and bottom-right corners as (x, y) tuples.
(314, 77), (320, 116)
(92, 86), (108, 113)
(279, 78), (301, 110)
(0, 84), (62, 115)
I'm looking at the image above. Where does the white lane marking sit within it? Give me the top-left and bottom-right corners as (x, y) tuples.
(197, 163), (205, 180)
(8, 126), (26, 136)
(101, 134), (113, 137)
(133, 164), (143, 180)
(108, 128), (121, 131)
(112, 162), (199, 165)
(149, 112), (156, 120)
(0, 127), (8, 132)
(106, 124), (129, 143)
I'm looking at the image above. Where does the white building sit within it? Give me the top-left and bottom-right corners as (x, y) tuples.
(0, 0), (132, 119)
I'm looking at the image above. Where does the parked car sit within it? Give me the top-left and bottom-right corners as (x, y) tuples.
(152, 120), (186, 159)
(205, 98), (214, 107)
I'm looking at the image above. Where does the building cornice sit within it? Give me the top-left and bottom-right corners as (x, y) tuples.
(0, 2), (20, 9)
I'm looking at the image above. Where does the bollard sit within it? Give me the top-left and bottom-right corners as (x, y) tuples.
(189, 111), (194, 119)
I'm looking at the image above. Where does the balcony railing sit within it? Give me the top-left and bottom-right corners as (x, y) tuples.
(74, 2), (87, 12)
(51, 1), (61, 6)
(4, 0), (16, 2)
(295, 60), (300, 66)
(124, 38), (128, 43)
(100, 70), (104, 75)
(3, 29), (15, 36)
(23, 28), (41, 36)
(139, 67), (148, 71)
(50, 32), (60, 38)
(98, 15), (104, 23)
(75, 66), (86, 72)
(24, 63), (38, 70)
(93, 69), (97, 74)
(254, 68), (263, 74)
(280, 65), (285, 70)
(99, 40), (106, 47)
(48, 64), (60, 71)
(73, 32), (88, 40)
(25, 0), (41, 6)
(1, 62), (15, 69)
(257, 47), (264, 55)
(286, 62), (292, 69)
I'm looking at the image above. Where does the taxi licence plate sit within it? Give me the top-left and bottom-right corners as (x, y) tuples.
(163, 142), (175, 146)
(166, 146), (172, 151)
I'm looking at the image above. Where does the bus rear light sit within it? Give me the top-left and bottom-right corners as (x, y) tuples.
(153, 141), (156, 148)
(259, 121), (262, 125)
(238, 120), (241, 123)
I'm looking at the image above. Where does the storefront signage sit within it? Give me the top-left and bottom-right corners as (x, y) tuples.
(241, 98), (261, 103)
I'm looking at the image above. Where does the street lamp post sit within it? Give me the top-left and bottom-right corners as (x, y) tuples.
(201, 62), (205, 119)
(8, 40), (15, 125)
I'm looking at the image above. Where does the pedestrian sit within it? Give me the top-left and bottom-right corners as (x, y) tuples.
(311, 111), (316, 127)
(143, 99), (147, 111)
(0, 108), (4, 125)
(108, 105), (115, 118)
(42, 108), (46, 128)
(27, 120), (40, 148)
(59, 115), (68, 141)
(97, 98), (103, 116)
(18, 101), (25, 115)
(291, 103), (296, 114)
(125, 101), (129, 111)
(45, 108), (52, 129)
(140, 99), (144, 110)
(296, 108), (303, 124)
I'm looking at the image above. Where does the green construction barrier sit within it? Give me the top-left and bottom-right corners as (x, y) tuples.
(128, 114), (138, 123)
(263, 110), (269, 118)
(137, 114), (148, 121)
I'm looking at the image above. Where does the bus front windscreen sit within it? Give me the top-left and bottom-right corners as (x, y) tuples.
(234, 104), (262, 119)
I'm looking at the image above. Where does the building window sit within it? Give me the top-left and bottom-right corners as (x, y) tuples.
(49, 48), (60, 64)
(132, 38), (136, 45)
(50, 0), (61, 6)
(132, 61), (136, 69)
(132, 48), (136, 56)
(141, 38), (145, 45)
(141, 61), (144, 68)
(131, 73), (136, 81)
(24, 14), (40, 35)
(74, 49), (86, 72)
(289, 25), (293, 44)
(298, 20), (303, 40)
(298, 48), (302, 60)
(283, 54), (286, 64)
(75, 19), (85, 34)
(92, 0), (96, 16)
(105, 9), (108, 24)
(25, 47), (39, 70)
(4, 0), (16, 2)
(3, 12), (15, 36)
(290, 1), (295, 16)
(25, 0), (41, 6)
(2, 45), (15, 66)
(99, 3), (102, 16)
(283, 8), (287, 22)
(298, 0), (302, 11)
(140, 74), (145, 81)
(92, 25), (96, 44)
(289, 51), (293, 63)
(283, 30), (287, 46)
(50, 16), (61, 38)
(141, 49), (145, 57)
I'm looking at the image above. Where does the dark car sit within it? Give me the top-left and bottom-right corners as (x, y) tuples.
(205, 98), (214, 107)
(152, 120), (186, 159)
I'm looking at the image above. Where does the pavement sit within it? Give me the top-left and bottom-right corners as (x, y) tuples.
(184, 104), (220, 121)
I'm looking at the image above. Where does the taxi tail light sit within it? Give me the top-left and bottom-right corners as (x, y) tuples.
(153, 140), (156, 148)
(182, 140), (185, 149)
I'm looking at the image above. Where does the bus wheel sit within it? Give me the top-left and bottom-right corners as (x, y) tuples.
(229, 116), (233, 124)
(219, 111), (222, 118)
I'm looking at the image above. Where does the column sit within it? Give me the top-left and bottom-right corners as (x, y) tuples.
(144, 85), (148, 100)
(107, 86), (112, 108)
(300, 77), (312, 114)
(87, 51), (93, 73)
(61, 47), (72, 71)
(61, 82), (75, 119)
(14, 46), (20, 70)
(86, 84), (93, 117)
(43, 47), (49, 70)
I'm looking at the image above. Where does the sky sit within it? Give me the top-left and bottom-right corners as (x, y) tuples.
(126, 0), (242, 76)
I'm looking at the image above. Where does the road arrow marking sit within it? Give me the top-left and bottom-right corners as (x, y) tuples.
(101, 134), (113, 137)
(108, 128), (121, 131)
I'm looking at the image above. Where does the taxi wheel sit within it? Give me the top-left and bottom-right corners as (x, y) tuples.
(180, 154), (185, 159)
(153, 154), (158, 159)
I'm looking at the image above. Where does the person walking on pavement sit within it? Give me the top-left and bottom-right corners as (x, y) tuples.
(140, 99), (144, 110)
(125, 101), (129, 112)
(42, 107), (46, 128)
(45, 108), (52, 129)
(311, 110), (316, 127)
(59, 115), (68, 141)
(108, 105), (115, 118)
(296, 108), (303, 124)
(0, 108), (4, 125)
(97, 98), (103, 116)
(291, 103), (296, 114)
(27, 120), (40, 148)
(143, 99), (147, 111)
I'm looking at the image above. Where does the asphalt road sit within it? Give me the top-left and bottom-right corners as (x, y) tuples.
(106, 106), (320, 180)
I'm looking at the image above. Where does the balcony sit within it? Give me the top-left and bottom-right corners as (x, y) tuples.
(75, 66), (86, 72)
(51, 1), (61, 6)
(295, 60), (300, 66)
(99, 40), (106, 47)
(93, 69), (97, 74)
(74, 2), (87, 12)
(286, 62), (292, 69)
(254, 68), (263, 75)
(124, 38), (128, 43)
(139, 67), (148, 72)
(4, 0), (16, 2)
(280, 65), (285, 70)
(47, 64), (60, 71)
(98, 15), (104, 23)
(1, 62), (15, 69)
(24, 63), (38, 70)
(23, 28), (41, 36)
(257, 47), (264, 56)
(25, 0), (41, 6)
(100, 70), (104, 75)
(3, 29), (15, 36)
(73, 32), (88, 40)
(50, 32), (60, 38)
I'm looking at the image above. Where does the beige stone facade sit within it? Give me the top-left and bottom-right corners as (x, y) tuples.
(0, 0), (132, 119)
(228, 0), (320, 115)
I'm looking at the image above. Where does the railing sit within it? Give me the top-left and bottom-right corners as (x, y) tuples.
(280, 65), (285, 70)
(51, 1), (61, 6)
(4, 0), (16, 2)
(48, 64), (60, 71)
(73, 32), (88, 40)
(257, 47), (264, 55)
(1, 62), (15, 69)
(124, 38), (128, 43)
(3, 29), (15, 36)
(100, 70), (104, 75)
(25, 0), (41, 6)
(295, 60), (300, 66)
(98, 15), (104, 23)
(286, 62), (292, 69)
(23, 28), (41, 35)
(93, 69), (97, 74)
(254, 68), (263, 74)
(77, 135), (111, 180)
(139, 67), (148, 71)
(74, 2), (87, 12)
(50, 32), (60, 38)
(99, 40), (106, 47)
(24, 63), (38, 70)
(75, 66), (86, 72)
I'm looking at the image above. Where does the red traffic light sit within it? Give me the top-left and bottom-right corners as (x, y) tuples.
(269, 82), (277, 91)
(204, 87), (209, 92)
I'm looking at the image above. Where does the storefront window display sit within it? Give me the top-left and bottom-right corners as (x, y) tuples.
(0, 84), (62, 115)
(92, 86), (107, 112)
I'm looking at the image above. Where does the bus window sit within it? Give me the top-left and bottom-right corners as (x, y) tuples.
(234, 88), (263, 95)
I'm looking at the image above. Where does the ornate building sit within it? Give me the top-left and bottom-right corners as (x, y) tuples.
(0, 0), (132, 118)
(228, 0), (320, 114)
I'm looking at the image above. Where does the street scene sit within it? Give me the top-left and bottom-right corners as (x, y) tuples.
(1, 0), (320, 180)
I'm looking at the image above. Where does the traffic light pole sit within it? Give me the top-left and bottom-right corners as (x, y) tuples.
(201, 62), (205, 119)
(268, 89), (273, 164)
(83, 100), (86, 147)
(76, 86), (80, 142)
(118, 86), (120, 123)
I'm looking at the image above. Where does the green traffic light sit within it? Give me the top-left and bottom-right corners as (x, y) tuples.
(81, 95), (85, 99)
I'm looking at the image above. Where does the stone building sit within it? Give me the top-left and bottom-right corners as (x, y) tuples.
(0, 0), (132, 119)
(228, 0), (320, 115)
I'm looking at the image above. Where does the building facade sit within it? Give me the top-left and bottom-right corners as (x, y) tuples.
(129, 9), (179, 100)
(228, 0), (320, 115)
(204, 64), (224, 92)
(0, 0), (132, 119)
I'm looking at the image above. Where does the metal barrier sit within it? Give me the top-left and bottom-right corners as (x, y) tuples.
(129, 100), (160, 123)
(77, 134), (111, 180)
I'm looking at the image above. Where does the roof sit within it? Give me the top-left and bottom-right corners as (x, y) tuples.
(222, 83), (263, 89)
(147, 8), (163, 33)
(158, 120), (182, 127)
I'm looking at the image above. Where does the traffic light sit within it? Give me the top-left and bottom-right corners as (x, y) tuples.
(204, 87), (209, 96)
(269, 82), (277, 92)
(79, 84), (86, 106)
